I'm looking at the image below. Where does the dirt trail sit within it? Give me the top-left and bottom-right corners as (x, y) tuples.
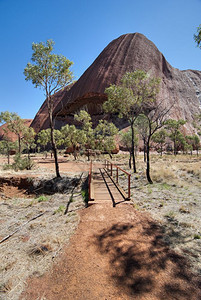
(22, 201), (201, 300)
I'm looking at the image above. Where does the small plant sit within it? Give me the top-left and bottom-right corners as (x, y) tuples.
(132, 203), (140, 210)
(53, 205), (65, 214)
(147, 186), (152, 194)
(165, 211), (176, 219)
(194, 234), (201, 240)
(81, 189), (89, 204)
(179, 206), (190, 214)
(36, 195), (48, 203)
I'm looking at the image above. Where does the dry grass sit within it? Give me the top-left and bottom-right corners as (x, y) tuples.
(115, 153), (201, 276)
(0, 169), (87, 300)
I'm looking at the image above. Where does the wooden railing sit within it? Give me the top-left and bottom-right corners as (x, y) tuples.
(88, 161), (92, 201)
(105, 160), (131, 199)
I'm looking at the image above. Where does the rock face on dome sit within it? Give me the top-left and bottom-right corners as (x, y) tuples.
(31, 33), (201, 133)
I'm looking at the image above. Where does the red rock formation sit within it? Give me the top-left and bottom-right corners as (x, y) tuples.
(0, 119), (32, 142)
(31, 33), (201, 133)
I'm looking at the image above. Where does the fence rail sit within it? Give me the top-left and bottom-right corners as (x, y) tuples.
(88, 161), (92, 201)
(105, 160), (131, 199)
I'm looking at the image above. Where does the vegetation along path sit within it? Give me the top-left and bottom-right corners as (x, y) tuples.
(21, 166), (201, 300)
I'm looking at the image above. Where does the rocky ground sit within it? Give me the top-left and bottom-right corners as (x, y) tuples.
(0, 153), (200, 299)
(115, 153), (201, 276)
(0, 155), (89, 300)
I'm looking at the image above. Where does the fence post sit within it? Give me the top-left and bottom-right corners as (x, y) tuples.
(116, 167), (118, 184)
(128, 174), (131, 200)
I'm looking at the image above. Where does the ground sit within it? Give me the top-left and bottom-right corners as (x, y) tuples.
(0, 153), (201, 299)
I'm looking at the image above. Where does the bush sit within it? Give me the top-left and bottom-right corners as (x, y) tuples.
(3, 154), (35, 171)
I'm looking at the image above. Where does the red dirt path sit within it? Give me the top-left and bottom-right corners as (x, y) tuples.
(21, 201), (201, 300)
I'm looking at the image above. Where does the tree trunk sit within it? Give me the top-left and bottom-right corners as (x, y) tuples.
(129, 150), (132, 169)
(143, 138), (146, 162)
(18, 135), (21, 154)
(131, 124), (136, 173)
(146, 138), (153, 184)
(49, 105), (60, 178)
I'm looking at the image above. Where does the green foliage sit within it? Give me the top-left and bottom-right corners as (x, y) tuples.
(74, 110), (95, 157)
(0, 111), (28, 153)
(94, 120), (118, 154)
(24, 40), (73, 92)
(81, 189), (89, 204)
(104, 70), (161, 176)
(104, 70), (160, 123)
(135, 114), (149, 140)
(61, 124), (87, 160)
(36, 195), (49, 202)
(194, 24), (201, 48)
(194, 234), (201, 239)
(152, 128), (168, 155)
(24, 39), (74, 178)
(3, 154), (35, 171)
(0, 139), (16, 164)
(165, 119), (186, 155)
(53, 205), (65, 214)
(37, 128), (63, 149)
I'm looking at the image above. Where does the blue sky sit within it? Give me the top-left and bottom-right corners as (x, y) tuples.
(0, 0), (201, 119)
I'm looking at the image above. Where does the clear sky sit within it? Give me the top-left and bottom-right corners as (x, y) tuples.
(0, 0), (201, 119)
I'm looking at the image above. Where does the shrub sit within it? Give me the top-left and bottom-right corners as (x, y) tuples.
(3, 154), (35, 171)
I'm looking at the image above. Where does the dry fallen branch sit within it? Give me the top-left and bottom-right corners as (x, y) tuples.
(0, 212), (45, 244)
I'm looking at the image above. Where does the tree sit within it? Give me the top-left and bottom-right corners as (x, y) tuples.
(24, 40), (73, 177)
(142, 101), (172, 184)
(152, 128), (168, 156)
(104, 70), (160, 173)
(74, 110), (95, 160)
(37, 129), (51, 151)
(194, 24), (201, 48)
(0, 139), (16, 164)
(135, 114), (149, 162)
(37, 128), (63, 154)
(0, 111), (26, 154)
(61, 125), (86, 160)
(193, 113), (201, 136)
(94, 120), (118, 158)
(165, 119), (186, 155)
(22, 127), (36, 162)
(120, 128), (138, 168)
(185, 134), (200, 156)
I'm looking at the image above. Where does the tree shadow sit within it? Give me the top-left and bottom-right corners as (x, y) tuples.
(94, 221), (201, 299)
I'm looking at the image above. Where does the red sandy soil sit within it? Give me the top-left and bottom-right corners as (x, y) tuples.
(21, 202), (201, 300)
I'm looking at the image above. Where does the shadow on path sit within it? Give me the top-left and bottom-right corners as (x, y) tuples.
(94, 221), (201, 299)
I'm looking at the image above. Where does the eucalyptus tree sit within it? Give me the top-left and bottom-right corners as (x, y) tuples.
(74, 110), (95, 160)
(61, 124), (86, 160)
(141, 101), (173, 183)
(135, 114), (149, 162)
(165, 119), (186, 155)
(22, 127), (36, 161)
(37, 128), (63, 152)
(0, 111), (26, 154)
(104, 70), (160, 173)
(152, 128), (168, 156)
(0, 139), (16, 164)
(120, 128), (138, 168)
(24, 40), (73, 177)
(94, 120), (118, 158)
(194, 24), (201, 48)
